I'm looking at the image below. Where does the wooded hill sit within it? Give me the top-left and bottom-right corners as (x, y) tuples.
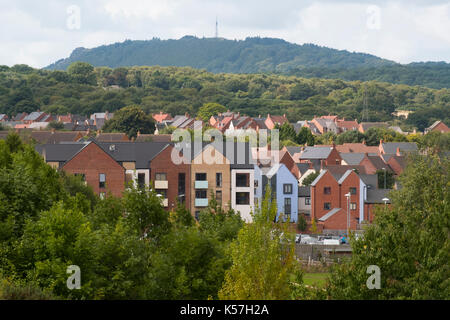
(45, 36), (450, 89)
(1, 63), (449, 131)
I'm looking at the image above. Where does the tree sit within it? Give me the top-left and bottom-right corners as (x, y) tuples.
(197, 103), (227, 122)
(302, 171), (320, 186)
(218, 189), (302, 300)
(47, 121), (64, 130)
(297, 214), (307, 232)
(278, 123), (297, 142)
(102, 105), (155, 138)
(327, 154), (450, 299)
(335, 130), (365, 144)
(67, 62), (96, 85)
(296, 127), (315, 146)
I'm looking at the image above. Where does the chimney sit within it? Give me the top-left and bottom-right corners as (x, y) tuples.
(137, 130), (141, 136)
(362, 139), (366, 145)
(396, 147), (401, 156)
(258, 114), (261, 118)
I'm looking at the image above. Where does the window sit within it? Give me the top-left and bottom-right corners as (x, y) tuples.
(155, 173), (167, 181)
(196, 173), (207, 181)
(305, 197), (311, 205)
(236, 192), (250, 205)
(350, 202), (357, 210)
(216, 172), (222, 187)
(156, 189), (167, 199)
(216, 190), (222, 204)
(75, 173), (85, 181)
(137, 173), (146, 189)
(99, 173), (106, 188)
(324, 187), (331, 195)
(324, 202), (331, 210)
(284, 198), (291, 215)
(283, 184), (293, 194)
(236, 173), (249, 187)
(195, 190), (207, 199)
(178, 173), (185, 203)
(349, 187), (357, 195)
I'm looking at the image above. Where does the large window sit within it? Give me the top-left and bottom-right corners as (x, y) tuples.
(350, 202), (357, 210)
(216, 172), (222, 187)
(137, 173), (146, 189)
(196, 173), (207, 181)
(99, 173), (106, 188)
(324, 187), (331, 195)
(178, 173), (185, 203)
(324, 202), (331, 210)
(155, 173), (167, 181)
(236, 173), (249, 187)
(283, 184), (292, 194)
(284, 198), (291, 215)
(195, 190), (207, 199)
(236, 192), (250, 205)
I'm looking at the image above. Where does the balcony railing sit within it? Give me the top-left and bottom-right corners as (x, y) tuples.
(155, 180), (168, 189)
(195, 180), (208, 189)
(195, 198), (208, 207)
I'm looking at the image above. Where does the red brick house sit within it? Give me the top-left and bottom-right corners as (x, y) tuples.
(424, 120), (450, 134)
(279, 148), (301, 179)
(153, 111), (173, 123)
(359, 153), (392, 175)
(296, 145), (342, 166)
(264, 114), (289, 130)
(62, 142), (125, 198)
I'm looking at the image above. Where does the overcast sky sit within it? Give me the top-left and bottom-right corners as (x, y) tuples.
(1, 0), (449, 68)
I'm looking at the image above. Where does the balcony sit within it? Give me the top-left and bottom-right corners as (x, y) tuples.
(155, 180), (168, 189)
(195, 180), (208, 189)
(195, 198), (208, 207)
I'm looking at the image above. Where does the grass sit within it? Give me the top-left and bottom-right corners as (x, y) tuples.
(303, 273), (330, 288)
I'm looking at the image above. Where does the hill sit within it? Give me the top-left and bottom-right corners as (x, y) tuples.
(45, 36), (450, 89)
(1, 64), (449, 132)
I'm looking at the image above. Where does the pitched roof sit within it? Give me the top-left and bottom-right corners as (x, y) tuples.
(337, 170), (355, 184)
(13, 112), (28, 121)
(95, 133), (129, 142)
(359, 174), (378, 188)
(23, 112), (45, 121)
(31, 131), (82, 144)
(359, 122), (389, 132)
(336, 120), (359, 131)
(340, 153), (365, 165)
(35, 143), (87, 162)
(319, 208), (343, 222)
(298, 186), (311, 197)
(365, 189), (391, 204)
(285, 146), (302, 157)
(381, 142), (418, 154)
(152, 112), (172, 123)
(0, 114), (7, 121)
(296, 163), (313, 175)
(336, 143), (379, 154)
(299, 146), (333, 160)
(324, 165), (367, 179)
(253, 118), (267, 130)
(366, 155), (392, 172)
(311, 170), (328, 186)
(135, 134), (172, 142)
(426, 120), (447, 131)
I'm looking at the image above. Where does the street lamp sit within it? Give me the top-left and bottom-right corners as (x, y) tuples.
(382, 167), (386, 189)
(382, 197), (389, 207)
(345, 192), (351, 236)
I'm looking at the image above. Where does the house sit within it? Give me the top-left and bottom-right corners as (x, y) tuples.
(340, 153), (366, 166)
(384, 155), (407, 176)
(279, 148), (301, 179)
(90, 111), (113, 129)
(0, 114), (8, 121)
(335, 142), (379, 154)
(295, 145), (342, 166)
(379, 141), (418, 155)
(135, 133), (172, 142)
(30, 130), (84, 144)
(12, 112), (28, 121)
(298, 186), (311, 216)
(261, 163), (298, 223)
(264, 114), (289, 130)
(152, 111), (173, 123)
(425, 120), (450, 134)
(363, 189), (391, 223)
(336, 119), (359, 132)
(95, 132), (130, 142)
(149, 144), (191, 210)
(311, 118), (339, 135)
(23, 112), (52, 124)
(359, 153), (392, 175)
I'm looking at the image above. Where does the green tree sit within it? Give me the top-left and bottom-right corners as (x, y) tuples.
(278, 122), (297, 142)
(102, 105), (155, 138)
(47, 121), (64, 130)
(302, 171), (320, 186)
(376, 169), (395, 189)
(197, 102), (227, 122)
(297, 214), (308, 232)
(218, 189), (302, 300)
(335, 130), (366, 144)
(67, 62), (96, 85)
(296, 127), (315, 145)
(327, 154), (450, 299)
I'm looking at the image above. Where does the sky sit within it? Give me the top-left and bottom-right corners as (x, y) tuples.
(1, 0), (449, 68)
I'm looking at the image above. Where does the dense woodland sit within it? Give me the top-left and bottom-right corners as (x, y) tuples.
(45, 37), (450, 89)
(0, 63), (449, 132)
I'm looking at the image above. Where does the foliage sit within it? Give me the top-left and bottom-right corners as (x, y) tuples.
(327, 154), (450, 299)
(297, 214), (308, 232)
(218, 189), (302, 300)
(302, 171), (320, 186)
(47, 121), (64, 130)
(376, 169), (395, 189)
(197, 102), (227, 122)
(335, 130), (366, 144)
(296, 127), (315, 146)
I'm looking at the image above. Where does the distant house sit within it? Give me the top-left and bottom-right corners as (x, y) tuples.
(95, 132), (129, 142)
(298, 186), (311, 216)
(135, 133), (172, 142)
(335, 142), (379, 154)
(13, 112), (28, 121)
(0, 114), (8, 121)
(31, 131), (84, 144)
(359, 153), (392, 175)
(425, 120), (450, 134)
(23, 112), (52, 124)
(379, 141), (418, 155)
(264, 114), (289, 130)
(295, 145), (342, 166)
(152, 111), (173, 123)
(336, 119), (359, 132)
(90, 111), (113, 129)
(261, 163), (298, 223)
